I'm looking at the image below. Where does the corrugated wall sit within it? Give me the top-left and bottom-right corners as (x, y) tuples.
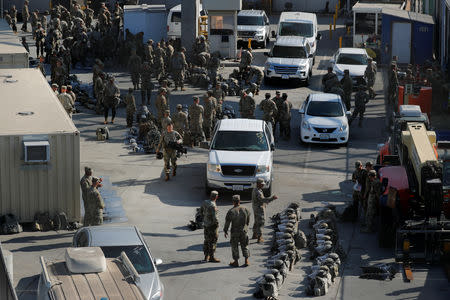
(0, 133), (80, 222)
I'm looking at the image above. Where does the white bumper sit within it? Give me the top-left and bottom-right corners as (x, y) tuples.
(206, 169), (271, 191)
(300, 127), (349, 144)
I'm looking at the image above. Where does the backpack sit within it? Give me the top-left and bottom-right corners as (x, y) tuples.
(96, 126), (110, 140)
(0, 214), (22, 234)
(53, 212), (69, 231)
(33, 212), (54, 232)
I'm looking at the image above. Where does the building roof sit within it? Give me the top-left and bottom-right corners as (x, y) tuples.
(238, 10), (266, 16)
(352, 1), (403, 13)
(218, 119), (264, 132)
(382, 8), (434, 24)
(0, 68), (78, 136)
(0, 19), (28, 55)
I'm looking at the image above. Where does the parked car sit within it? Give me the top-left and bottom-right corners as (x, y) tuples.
(237, 10), (271, 48)
(329, 48), (373, 86)
(264, 36), (313, 85)
(274, 11), (320, 64)
(299, 93), (350, 145)
(203, 118), (275, 195)
(72, 226), (164, 300)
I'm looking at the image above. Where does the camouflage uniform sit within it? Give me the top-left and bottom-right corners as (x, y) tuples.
(246, 66), (263, 94)
(140, 62), (154, 105)
(200, 199), (219, 258)
(80, 173), (92, 225)
(252, 186), (276, 238)
(35, 25), (46, 57)
(155, 90), (168, 126)
(153, 45), (166, 81)
(388, 66), (399, 107)
(259, 96), (278, 128)
(351, 162), (363, 219)
(125, 91), (136, 127)
(144, 40), (154, 62)
(239, 49), (253, 72)
(86, 186), (105, 226)
(239, 94), (256, 118)
(212, 86), (225, 116)
(94, 76), (105, 113)
(364, 61), (377, 98)
(364, 174), (381, 232)
(272, 94), (283, 135)
(172, 106), (189, 138)
(157, 130), (183, 175)
(207, 52), (220, 85)
(22, 2), (30, 32)
(279, 99), (293, 139)
(350, 88), (369, 127)
(340, 73), (353, 110)
(188, 102), (205, 144)
(57, 91), (74, 118)
(171, 51), (188, 90)
(161, 114), (173, 133)
(128, 52), (142, 90)
(203, 96), (217, 139)
(224, 204), (251, 261)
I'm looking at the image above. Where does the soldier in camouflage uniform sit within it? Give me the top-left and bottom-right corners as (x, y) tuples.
(125, 88), (136, 128)
(351, 161), (364, 221)
(58, 85), (74, 118)
(35, 23), (46, 57)
(361, 170), (381, 233)
(207, 51), (221, 86)
(156, 123), (183, 181)
(245, 65), (263, 95)
(252, 178), (277, 243)
(155, 88), (169, 128)
(172, 104), (189, 139)
(153, 42), (166, 81)
(212, 82), (225, 117)
(239, 48), (253, 72)
(80, 167), (93, 226)
(259, 92), (278, 129)
(171, 47), (188, 91)
(161, 110), (172, 133)
(279, 93), (293, 139)
(94, 72), (105, 114)
(340, 69), (353, 111)
(144, 39), (154, 62)
(128, 49), (142, 90)
(103, 75), (120, 124)
(140, 61), (154, 105)
(349, 85), (369, 127)
(388, 63), (399, 110)
(21, 0), (30, 32)
(239, 91), (256, 118)
(272, 91), (283, 136)
(188, 96), (205, 146)
(364, 58), (376, 99)
(86, 177), (105, 226)
(203, 92), (217, 140)
(224, 195), (251, 267)
(200, 190), (220, 262)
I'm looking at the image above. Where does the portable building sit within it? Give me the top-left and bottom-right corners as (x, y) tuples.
(0, 68), (80, 223)
(0, 19), (29, 68)
(123, 4), (167, 43)
(381, 9), (434, 65)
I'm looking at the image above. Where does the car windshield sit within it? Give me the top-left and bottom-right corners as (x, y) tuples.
(271, 45), (307, 58)
(212, 131), (268, 151)
(171, 11), (181, 22)
(101, 245), (154, 274)
(238, 16), (264, 26)
(307, 101), (344, 117)
(279, 22), (313, 37)
(336, 53), (368, 65)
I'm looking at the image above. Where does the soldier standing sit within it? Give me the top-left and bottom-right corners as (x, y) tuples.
(322, 67), (337, 90)
(103, 75), (120, 124)
(86, 177), (105, 226)
(140, 61), (154, 105)
(66, 85), (76, 105)
(171, 47), (188, 91)
(155, 88), (169, 127)
(224, 195), (251, 267)
(200, 190), (220, 263)
(203, 91), (217, 140)
(361, 170), (381, 233)
(156, 123), (183, 181)
(252, 178), (277, 243)
(207, 51), (221, 86)
(172, 104), (189, 139)
(35, 23), (46, 58)
(94, 72), (105, 114)
(279, 93), (293, 139)
(239, 48), (253, 72)
(272, 91), (283, 136)
(349, 85), (369, 127)
(85, 5), (94, 29)
(52, 59), (66, 88)
(125, 88), (136, 128)
(80, 167), (93, 226)
(239, 91), (255, 118)
(259, 92), (278, 130)
(128, 50), (142, 90)
(21, 0), (30, 32)
(212, 82), (225, 117)
(144, 39), (154, 62)
(153, 42), (166, 81)
(388, 64), (399, 109)
(364, 58), (376, 99)
(10, 6), (18, 33)
(351, 161), (363, 221)
(57, 85), (74, 118)
(340, 69), (353, 111)
(30, 9), (39, 37)
(189, 96), (205, 146)
(161, 110), (172, 133)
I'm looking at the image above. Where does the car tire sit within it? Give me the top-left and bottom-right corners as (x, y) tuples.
(264, 76), (272, 86)
(313, 56), (316, 65)
(304, 75), (310, 87)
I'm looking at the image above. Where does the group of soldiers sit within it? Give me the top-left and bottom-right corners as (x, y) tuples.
(80, 167), (105, 226)
(351, 161), (381, 233)
(199, 178), (277, 267)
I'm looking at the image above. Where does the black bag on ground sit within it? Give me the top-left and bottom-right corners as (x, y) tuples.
(0, 214), (23, 234)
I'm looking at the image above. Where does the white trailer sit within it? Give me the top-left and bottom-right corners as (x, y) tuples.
(0, 19), (28, 68)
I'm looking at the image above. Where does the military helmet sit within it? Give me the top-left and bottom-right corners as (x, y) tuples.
(355, 161), (362, 168)
(270, 269), (279, 277)
(279, 252), (288, 261)
(264, 274), (275, 282)
(251, 82), (257, 88)
(274, 260), (284, 267)
(176, 104), (182, 109)
(328, 253), (339, 261)
(368, 169), (377, 177)
(324, 258), (335, 265)
(286, 250), (294, 257)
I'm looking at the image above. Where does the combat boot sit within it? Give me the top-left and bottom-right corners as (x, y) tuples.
(243, 258), (250, 267)
(203, 255), (210, 262)
(209, 256), (220, 263)
(164, 173), (170, 181)
(257, 236), (264, 243)
(229, 260), (239, 267)
(172, 166), (177, 177)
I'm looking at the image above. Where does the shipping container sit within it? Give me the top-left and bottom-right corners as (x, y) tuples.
(123, 4), (167, 43)
(0, 19), (29, 68)
(0, 68), (80, 223)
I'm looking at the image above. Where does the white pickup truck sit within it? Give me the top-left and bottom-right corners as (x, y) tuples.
(203, 119), (275, 195)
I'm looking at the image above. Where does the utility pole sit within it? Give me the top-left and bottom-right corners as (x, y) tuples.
(181, 0), (199, 58)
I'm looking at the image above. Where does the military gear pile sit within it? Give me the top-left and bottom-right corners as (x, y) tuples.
(125, 126), (160, 154)
(0, 214), (22, 234)
(305, 207), (345, 296)
(253, 203), (303, 299)
(360, 263), (398, 280)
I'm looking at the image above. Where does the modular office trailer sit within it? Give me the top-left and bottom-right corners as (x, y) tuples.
(0, 69), (80, 222)
(0, 19), (29, 68)
(123, 4), (167, 44)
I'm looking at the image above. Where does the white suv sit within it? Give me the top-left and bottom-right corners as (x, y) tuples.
(204, 119), (275, 195)
(264, 36), (313, 85)
(237, 10), (271, 48)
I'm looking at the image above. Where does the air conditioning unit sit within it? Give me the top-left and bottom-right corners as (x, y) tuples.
(24, 141), (50, 163)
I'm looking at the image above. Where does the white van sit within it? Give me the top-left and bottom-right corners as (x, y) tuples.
(167, 4), (207, 40)
(275, 12), (321, 64)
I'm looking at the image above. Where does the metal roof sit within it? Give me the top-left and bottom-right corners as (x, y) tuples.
(275, 36), (307, 46)
(382, 8), (434, 24)
(0, 19), (28, 55)
(0, 68), (78, 136)
(352, 1), (403, 13)
(238, 10), (266, 16)
(218, 119), (264, 132)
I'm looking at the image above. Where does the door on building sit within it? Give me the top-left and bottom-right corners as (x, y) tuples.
(391, 22), (411, 64)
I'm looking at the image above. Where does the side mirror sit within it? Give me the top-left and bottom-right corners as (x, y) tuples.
(154, 258), (163, 266)
(308, 54), (313, 58)
(263, 52), (269, 56)
(271, 30), (276, 38)
(299, 108), (305, 114)
(270, 144), (275, 151)
(317, 33), (322, 40)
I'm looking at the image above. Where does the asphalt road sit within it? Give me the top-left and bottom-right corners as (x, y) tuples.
(1, 16), (449, 300)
